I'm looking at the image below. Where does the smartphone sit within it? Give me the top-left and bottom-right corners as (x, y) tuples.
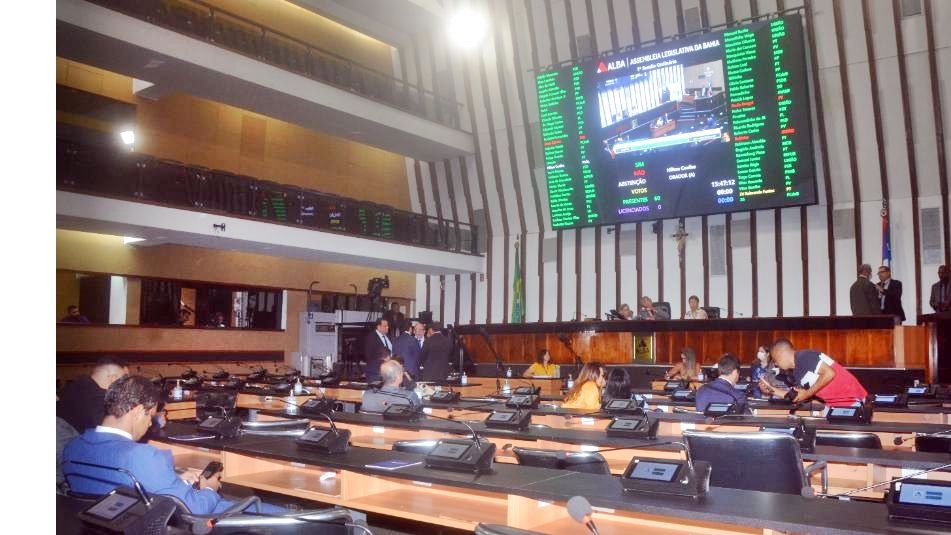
(193, 461), (223, 489)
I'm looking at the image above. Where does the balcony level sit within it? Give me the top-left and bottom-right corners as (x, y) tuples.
(56, 0), (474, 161)
(56, 140), (483, 275)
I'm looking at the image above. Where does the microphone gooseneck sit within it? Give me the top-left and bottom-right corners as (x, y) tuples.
(274, 398), (340, 434)
(893, 427), (951, 446)
(818, 461), (951, 499)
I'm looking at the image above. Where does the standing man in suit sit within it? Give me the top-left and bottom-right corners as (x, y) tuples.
(849, 264), (880, 315)
(930, 265), (950, 313)
(363, 318), (392, 382)
(383, 301), (404, 338)
(392, 320), (422, 379)
(419, 322), (452, 383)
(877, 266), (905, 322)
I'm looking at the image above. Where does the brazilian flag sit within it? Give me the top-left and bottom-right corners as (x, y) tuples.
(511, 239), (524, 323)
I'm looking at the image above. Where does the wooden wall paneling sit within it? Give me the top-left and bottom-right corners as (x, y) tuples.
(656, 220), (664, 301)
(922, 0), (951, 266)
(595, 227), (602, 318)
(702, 216), (710, 305)
(615, 224), (622, 310)
(831, 0), (864, 268)
(678, 217), (686, 318)
(459, 51), (495, 324)
(557, 230), (564, 321)
(804, 0), (836, 315)
(775, 209), (783, 317)
(636, 223), (643, 302)
(890, 0), (924, 319)
(456, 157), (478, 324)
(575, 230), (582, 321)
(476, 50), (511, 323)
(751, 212), (758, 317)
(726, 214), (734, 318)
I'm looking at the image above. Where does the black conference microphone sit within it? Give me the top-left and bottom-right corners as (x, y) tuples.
(893, 428), (951, 446)
(816, 461), (951, 499)
(567, 496), (600, 535)
(273, 398), (351, 453)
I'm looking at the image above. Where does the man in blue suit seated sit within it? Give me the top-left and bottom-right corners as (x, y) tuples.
(61, 375), (279, 514)
(695, 354), (750, 414)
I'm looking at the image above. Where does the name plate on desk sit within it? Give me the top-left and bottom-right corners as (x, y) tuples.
(887, 478), (951, 524)
(621, 457), (710, 498)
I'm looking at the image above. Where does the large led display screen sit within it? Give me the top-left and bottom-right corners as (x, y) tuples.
(536, 15), (817, 229)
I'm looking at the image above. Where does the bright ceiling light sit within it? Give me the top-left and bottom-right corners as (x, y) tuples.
(447, 8), (488, 50)
(119, 130), (135, 146)
(123, 236), (145, 244)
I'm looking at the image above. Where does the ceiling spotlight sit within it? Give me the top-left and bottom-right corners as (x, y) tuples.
(123, 236), (145, 245)
(447, 8), (488, 50)
(119, 130), (135, 146)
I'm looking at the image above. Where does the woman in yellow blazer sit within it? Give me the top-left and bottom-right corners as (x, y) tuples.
(562, 362), (606, 410)
(523, 349), (558, 378)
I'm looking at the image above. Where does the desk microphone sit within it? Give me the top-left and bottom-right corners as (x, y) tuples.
(893, 428), (951, 446)
(273, 398), (342, 435)
(816, 461), (951, 499)
(567, 496), (600, 535)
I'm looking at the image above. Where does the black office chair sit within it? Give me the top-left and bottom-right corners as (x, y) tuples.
(392, 439), (439, 454)
(915, 435), (951, 453)
(701, 306), (721, 319)
(654, 301), (672, 319)
(815, 431), (882, 450)
(512, 447), (611, 475)
(683, 430), (827, 495)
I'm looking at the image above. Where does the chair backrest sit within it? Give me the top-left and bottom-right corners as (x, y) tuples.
(702, 306), (721, 319)
(392, 439), (438, 454)
(512, 447), (611, 475)
(815, 431), (882, 450)
(195, 391), (237, 420)
(56, 417), (79, 491)
(683, 430), (807, 494)
(654, 301), (672, 319)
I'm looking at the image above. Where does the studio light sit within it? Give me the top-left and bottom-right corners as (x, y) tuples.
(123, 237), (145, 245)
(447, 8), (488, 50)
(119, 129), (135, 146)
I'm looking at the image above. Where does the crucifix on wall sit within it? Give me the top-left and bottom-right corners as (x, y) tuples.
(672, 221), (688, 267)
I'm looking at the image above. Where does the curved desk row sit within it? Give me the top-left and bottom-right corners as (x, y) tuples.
(148, 421), (940, 534)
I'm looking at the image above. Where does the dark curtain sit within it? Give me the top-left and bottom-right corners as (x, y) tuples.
(140, 279), (181, 325)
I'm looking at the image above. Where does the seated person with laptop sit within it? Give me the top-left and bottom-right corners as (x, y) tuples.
(695, 354), (749, 414)
(61, 375), (281, 514)
(361, 360), (421, 412)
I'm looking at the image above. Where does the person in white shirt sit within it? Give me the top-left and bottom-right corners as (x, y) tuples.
(685, 295), (708, 319)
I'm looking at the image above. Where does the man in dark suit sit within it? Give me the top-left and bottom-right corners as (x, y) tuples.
(849, 264), (880, 315)
(382, 302), (404, 338)
(877, 266), (905, 322)
(930, 265), (950, 313)
(419, 322), (452, 383)
(695, 354), (749, 414)
(363, 318), (392, 382)
(391, 319), (422, 379)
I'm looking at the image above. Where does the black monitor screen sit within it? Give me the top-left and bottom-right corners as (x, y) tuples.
(610, 418), (643, 430)
(629, 461), (681, 482)
(199, 417), (222, 428)
(301, 428), (329, 442)
(707, 403), (732, 413)
(509, 395), (530, 404)
(488, 412), (515, 422)
(86, 493), (139, 521)
(908, 387), (927, 395)
(535, 15), (816, 229)
(429, 442), (471, 460)
(830, 408), (856, 417)
(898, 483), (951, 507)
(874, 395), (897, 403)
(607, 399), (631, 409)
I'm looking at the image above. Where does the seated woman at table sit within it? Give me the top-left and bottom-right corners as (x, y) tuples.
(684, 295), (708, 319)
(523, 349), (558, 378)
(604, 368), (632, 401)
(665, 347), (702, 382)
(562, 362), (606, 410)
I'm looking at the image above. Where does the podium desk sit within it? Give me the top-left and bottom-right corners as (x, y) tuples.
(146, 421), (938, 534)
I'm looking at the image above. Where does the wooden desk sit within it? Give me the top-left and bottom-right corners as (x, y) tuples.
(147, 421), (934, 534)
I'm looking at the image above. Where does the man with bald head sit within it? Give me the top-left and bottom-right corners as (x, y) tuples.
(57, 356), (129, 433)
(849, 264), (879, 316)
(360, 360), (421, 413)
(931, 265), (950, 313)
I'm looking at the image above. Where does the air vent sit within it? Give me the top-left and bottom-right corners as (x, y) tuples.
(542, 236), (558, 263)
(684, 7), (701, 33)
(731, 217), (751, 248)
(710, 224), (726, 276)
(833, 208), (855, 240)
(921, 207), (942, 264)
(576, 34), (594, 57)
(901, 0), (922, 17)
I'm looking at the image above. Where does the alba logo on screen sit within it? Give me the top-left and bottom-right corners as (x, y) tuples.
(596, 59), (628, 73)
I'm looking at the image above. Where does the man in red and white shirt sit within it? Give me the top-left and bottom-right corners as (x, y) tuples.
(758, 338), (868, 408)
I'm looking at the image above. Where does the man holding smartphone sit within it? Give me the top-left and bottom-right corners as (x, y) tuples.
(758, 338), (868, 408)
(61, 376), (277, 514)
